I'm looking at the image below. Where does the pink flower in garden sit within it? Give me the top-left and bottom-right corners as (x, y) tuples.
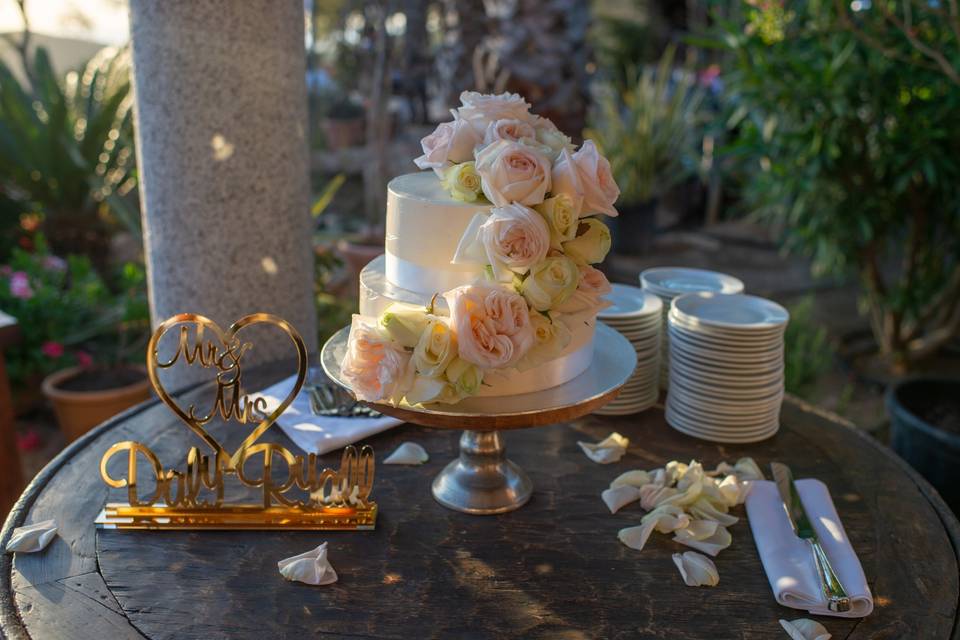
(9, 271), (33, 299)
(41, 341), (64, 358)
(16, 429), (42, 453)
(42, 255), (67, 271)
(76, 350), (94, 368)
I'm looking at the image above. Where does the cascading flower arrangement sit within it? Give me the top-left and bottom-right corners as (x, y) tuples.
(341, 92), (620, 406)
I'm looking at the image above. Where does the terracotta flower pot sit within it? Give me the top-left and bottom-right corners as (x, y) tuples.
(42, 365), (151, 442)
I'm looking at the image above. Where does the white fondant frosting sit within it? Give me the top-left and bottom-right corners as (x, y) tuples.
(385, 173), (489, 294)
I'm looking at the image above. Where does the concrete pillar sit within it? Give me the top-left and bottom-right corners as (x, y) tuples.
(129, 1), (317, 384)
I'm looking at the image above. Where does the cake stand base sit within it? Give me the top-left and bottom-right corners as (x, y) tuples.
(431, 431), (531, 514)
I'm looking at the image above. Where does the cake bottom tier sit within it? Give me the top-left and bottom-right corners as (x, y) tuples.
(359, 255), (596, 397)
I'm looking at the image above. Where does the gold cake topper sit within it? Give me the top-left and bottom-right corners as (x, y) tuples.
(95, 313), (377, 530)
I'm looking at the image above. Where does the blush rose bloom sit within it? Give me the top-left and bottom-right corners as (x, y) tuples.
(482, 118), (536, 146)
(555, 265), (613, 315)
(457, 91), (532, 132)
(341, 315), (413, 404)
(531, 115), (575, 160)
(444, 283), (534, 369)
(413, 113), (481, 175)
(453, 203), (550, 282)
(551, 140), (620, 217)
(475, 140), (552, 207)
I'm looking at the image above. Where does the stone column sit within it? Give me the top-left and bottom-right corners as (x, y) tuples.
(129, 1), (317, 384)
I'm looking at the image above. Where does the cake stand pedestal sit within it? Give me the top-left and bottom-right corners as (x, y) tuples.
(321, 323), (636, 514)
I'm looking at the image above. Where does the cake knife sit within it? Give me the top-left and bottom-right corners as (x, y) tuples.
(770, 462), (851, 613)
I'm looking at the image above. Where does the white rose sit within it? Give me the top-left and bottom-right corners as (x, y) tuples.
(519, 255), (580, 312)
(531, 115), (575, 160)
(552, 140), (620, 217)
(516, 311), (573, 371)
(341, 314), (413, 404)
(379, 302), (429, 348)
(404, 375), (462, 405)
(452, 203), (550, 281)
(414, 113), (482, 175)
(475, 140), (552, 207)
(534, 193), (580, 250)
(458, 91), (532, 132)
(562, 217), (611, 265)
(444, 357), (484, 397)
(413, 317), (457, 378)
(482, 118), (537, 146)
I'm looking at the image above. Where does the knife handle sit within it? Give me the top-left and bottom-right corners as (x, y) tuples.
(809, 539), (851, 613)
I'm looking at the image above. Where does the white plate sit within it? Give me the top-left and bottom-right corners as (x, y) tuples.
(668, 315), (785, 343)
(667, 323), (784, 350)
(668, 354), (784, 384)
(666, 413), (779, 443)
(668, 366), (784, 395)
(598, 285), (663, 320)
(672, 292), (789, 330)
(665, 399), (781, 427)
(665, 407), (779, 437)
(668, 347), (782, 376)
(641, 268), (744, 298)
(666, 402), (780, 432)
(667, 386), (783, 415)
(668, 332), (784, 363)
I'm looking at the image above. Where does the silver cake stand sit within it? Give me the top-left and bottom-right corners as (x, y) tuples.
(321, 323), (636, 515)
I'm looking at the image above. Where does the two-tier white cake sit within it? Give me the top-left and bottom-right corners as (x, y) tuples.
(340, 91), (620, 406)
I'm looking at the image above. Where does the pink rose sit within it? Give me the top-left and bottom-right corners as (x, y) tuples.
(444, 284), (534, 369)
(413, 114), (481, 175)
(551, 140), (620, 217)
(482, 118), (536, 146)
(41, 341), (64, 358)
(531, 115), (575, 159)
(452, 203), (550, 281)
(457, 91), (532, 132)
(555, 265), (613, 315)
(9, 271), (33, 300)
(341, 315), (413, 404)
(76, 350), (94, 368)
(475, 140), (551, 207)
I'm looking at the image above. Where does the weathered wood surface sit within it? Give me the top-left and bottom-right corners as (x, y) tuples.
(2, 361), (958, 640)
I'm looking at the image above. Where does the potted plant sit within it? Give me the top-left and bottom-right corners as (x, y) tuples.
(321, 96), (366, 150)
(586, 45), (705, 255)
(1, 237), (151, 441)
(711, 2), (960, 372)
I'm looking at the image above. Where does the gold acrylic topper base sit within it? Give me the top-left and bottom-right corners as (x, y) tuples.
(95, 313), (377, 531)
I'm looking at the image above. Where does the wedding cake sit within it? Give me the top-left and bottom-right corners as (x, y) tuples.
(341, 91), (620, 406)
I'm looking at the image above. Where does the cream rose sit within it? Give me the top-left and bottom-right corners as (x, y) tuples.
(519, 255), (580, 312)
(475, 140), (551, 207)
(555, 264), (613, 315)
(516, 312), (573, 371)
(482, 118), (536, 146)
(531, 115), (575, 160)
(562, 217), (611, 265)
(442, 162), (483, 202)
(534, 193), (580, 250)
(404, 375), (462, 405)
(458, 91), (532, 131)
(445, 357), (484, 397)
(341, 314), (413, 404)
(379, 302), (429, 348)
(444, 283), (533, 369)
(413, 114), (481, 175)
(413, 317), (457, 378)
(552, 140), (620, 217)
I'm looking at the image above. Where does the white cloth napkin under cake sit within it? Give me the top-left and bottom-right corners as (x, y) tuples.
(251, 374), (402, 455)
(746, 479), (873, 618)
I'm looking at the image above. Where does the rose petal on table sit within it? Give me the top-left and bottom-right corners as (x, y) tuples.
(779, 618), (831, 640)
(5, 519), (57, 554)
(610, 469), (651, 489)
(577, 432), (628, 464)
(689, 496), (739, 526)
(602, 485), (641, 514)
(672, 551), (719, 587)
(618, 521), (656, 552)
(639, 483), (678, 510)
(673, 518), (719, 542)
(278, 542), (338, 585)
(641, 504), (691, 533)
(383, 442), (429, 465)
(673, 524), (732, 557)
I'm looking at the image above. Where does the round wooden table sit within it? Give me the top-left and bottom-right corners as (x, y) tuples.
(2, 362), (959, 639)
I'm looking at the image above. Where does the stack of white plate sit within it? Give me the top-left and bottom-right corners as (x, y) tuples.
(640, 267), (745, 389)
(664, 292), (789, 443)
(595, 284), (662, 415)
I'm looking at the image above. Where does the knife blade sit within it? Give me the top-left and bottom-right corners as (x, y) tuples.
(770, 462), (851, 613)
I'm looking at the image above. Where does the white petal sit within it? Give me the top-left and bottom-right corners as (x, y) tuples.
(734, 457), (765, 481)
(689, 497), (739, 526)
(639, 484), (678, 510)
(5, 519), (57, 554)
(451, 213), (490, 266)
(673, 519), (720, 542)
(672, 551), (719, 587)
(618, 521), (656, 552)
(278, 542), (338, 585)
(673, 525), (732, 557)
(577, 432), (628, 464)
(641, 504), (691, 533)
(779, 618), (832, 640)
(602, 485), (641, 514)
(383, 442), (429, 465)
(610, 469), (651, 489)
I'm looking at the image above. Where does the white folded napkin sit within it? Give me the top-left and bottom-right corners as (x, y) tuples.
(746, 479), (872, 618)
(251, 375), (402, 455)
(5, 519), (58, 554)
(278, 542), (338, 585)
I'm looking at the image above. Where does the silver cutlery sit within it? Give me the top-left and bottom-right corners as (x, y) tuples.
(770, 462), (851, 613)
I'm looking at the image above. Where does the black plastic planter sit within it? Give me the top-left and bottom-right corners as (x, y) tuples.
(886, 378), (960, 514)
